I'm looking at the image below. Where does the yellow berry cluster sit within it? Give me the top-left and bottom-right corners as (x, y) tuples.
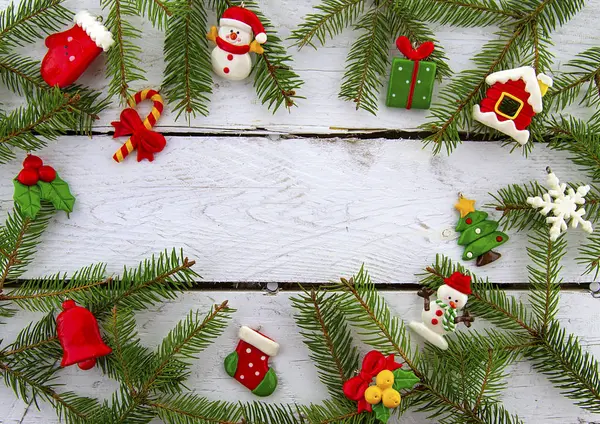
(364, 370), (401, 408)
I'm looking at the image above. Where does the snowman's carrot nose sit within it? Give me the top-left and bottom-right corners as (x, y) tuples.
(449, 301), (457, 309)
(230, 33), (237, 40)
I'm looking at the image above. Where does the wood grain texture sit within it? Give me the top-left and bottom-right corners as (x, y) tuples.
(1, 0), (600, 133)
(0, 291), (598, 424)
(0, 136), (595, 284)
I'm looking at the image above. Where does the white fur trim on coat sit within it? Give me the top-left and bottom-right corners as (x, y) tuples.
(74, 11), (114, 51)
(473, 105), (530, 145)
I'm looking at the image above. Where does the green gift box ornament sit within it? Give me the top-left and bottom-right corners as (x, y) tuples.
(386, 36), (436, 110)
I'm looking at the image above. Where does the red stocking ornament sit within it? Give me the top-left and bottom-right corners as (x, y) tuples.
(41, 11), (114, 88)
(57, 300), (112, 370)
(224, 326), (279, 396)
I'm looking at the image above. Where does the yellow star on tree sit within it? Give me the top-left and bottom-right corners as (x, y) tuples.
(455, 197), (476, 218)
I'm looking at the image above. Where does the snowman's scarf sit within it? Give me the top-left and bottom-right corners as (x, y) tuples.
(435, 300), (457, 332)
(216, 37), (251, 54)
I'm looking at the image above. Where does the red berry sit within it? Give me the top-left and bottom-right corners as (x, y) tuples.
(431, 318), (439, 325)
(17, 168), (39, 186)
(436, 310), (443, 316)
(465, 218), (472, 224)
(496, 236), (503, 242)
(38, 165), (57, 182)
(22, 155), (43, 169)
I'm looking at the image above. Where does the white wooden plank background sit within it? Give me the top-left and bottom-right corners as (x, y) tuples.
(2, 0), (600, 422)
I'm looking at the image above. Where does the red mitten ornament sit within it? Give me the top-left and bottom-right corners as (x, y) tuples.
(224, 326), (279, 397)
(206, 6), (267, 81)
(13, 155), (75, 219)
(41, 11), (114, 88)
(57, 300), (112, 370)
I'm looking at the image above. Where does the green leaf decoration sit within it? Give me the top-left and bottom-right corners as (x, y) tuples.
(38, 174), (75, 214)
(372, 402), (391, 423)
(392, 368), (420, 391)
(12, 180), (41, 219)
(224, 351), (238, 377)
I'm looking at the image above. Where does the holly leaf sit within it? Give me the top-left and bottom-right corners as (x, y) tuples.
(372, 403), (391, 423)
(392, 368), (420, 391)
(13, 180), (41, 219)
(38, 174), (75, 214)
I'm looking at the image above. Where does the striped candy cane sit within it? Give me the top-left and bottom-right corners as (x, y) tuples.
(113, 89), (165, 163)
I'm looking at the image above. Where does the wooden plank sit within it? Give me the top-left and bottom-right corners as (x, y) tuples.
(0, 291), (598, 423)
(0, 0), (599, 133)
(0, 136), (595, 284)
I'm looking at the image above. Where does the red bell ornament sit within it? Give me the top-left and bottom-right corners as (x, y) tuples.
(41, 11), (114, 88)
(56, 300), (112, 370)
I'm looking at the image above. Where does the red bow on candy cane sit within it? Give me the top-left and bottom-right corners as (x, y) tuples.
(395, 36), (435, 61)
(342, 350), (402, 413)
(111, 109), (167, 162)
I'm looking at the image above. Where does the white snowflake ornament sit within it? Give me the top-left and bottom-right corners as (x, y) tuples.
(527, 171), (593, 241)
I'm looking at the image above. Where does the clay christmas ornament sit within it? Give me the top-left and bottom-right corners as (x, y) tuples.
(207, 6), (267, 81)
(41, 11), (114, 88)
(386, 36), (437, 110)
(409, 272), (475, 350)
(224, 326), (279, 397)
(455, 195), (508, 266)
(13, 155), (75, 219)
(343, 350), (419, 423)
(527, 169), (593, 241)
(473, 66), (552, 145)
(112, 89), (166, 163)
(57, 300), (112, 370)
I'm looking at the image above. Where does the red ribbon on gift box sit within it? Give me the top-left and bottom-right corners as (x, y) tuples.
(395, 36), (435, 110)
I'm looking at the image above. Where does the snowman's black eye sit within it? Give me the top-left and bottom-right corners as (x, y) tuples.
(448, 296), (451, 299)
(230, 29), (233, 32)
(237, 31), (240, 34)
(455, 299), (459, 303)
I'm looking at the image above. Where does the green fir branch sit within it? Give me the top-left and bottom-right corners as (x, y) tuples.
(0, 0), (71, 48)
(241, 403), (304, 424)
(0, 87), (106, 164)
(291, 290), (360, 398)
(405, 0), (522, 27)
(151, 394), (243, 424)
(338, 4), (391, 115)
(0, 202), (54, 289)
(546, 116), (600, 183)
(545, 47), (600, 112)
(529, 321), (600, 413)
(289, 0), (366, 49)
(527, 227), (566, 331)
(162, 0), (212, 119)
(102, 0), (146, 101)
(335, 266), (421, 376)
(578, 230), (600, 278)
(135, 0), (175, 28)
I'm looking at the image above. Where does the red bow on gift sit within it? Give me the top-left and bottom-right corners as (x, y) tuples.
(342, 350), (402, 413)
(111, 109), (166, 162)
(396, 36), (435, 61)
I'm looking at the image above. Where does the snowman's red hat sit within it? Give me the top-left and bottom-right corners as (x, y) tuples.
(220, 6), (267, 44)
(444, 272), (472, 295)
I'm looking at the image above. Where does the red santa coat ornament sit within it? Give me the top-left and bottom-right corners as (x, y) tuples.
(224, 326), (279, 397)
(41, 11), (114, 88)
(206, 6), (267, 81)
(56, 300), (112, 370)
(473, 66), (552, 145)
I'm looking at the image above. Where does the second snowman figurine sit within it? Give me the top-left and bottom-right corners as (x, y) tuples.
(409, 272), (475, 350)
(207, 6), (267, 81)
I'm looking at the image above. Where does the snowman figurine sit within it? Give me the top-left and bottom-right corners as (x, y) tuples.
(408, 272), (475, 350)
(206, 6), (267, 81)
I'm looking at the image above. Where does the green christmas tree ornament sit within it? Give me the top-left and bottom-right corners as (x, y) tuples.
(454, 195), (508, 266)
(13, 155), (75, 219)
(386, 36), (437, 110)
